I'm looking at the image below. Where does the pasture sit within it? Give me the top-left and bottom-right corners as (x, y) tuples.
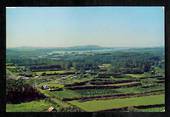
(6, 100), (51, 112)
(68, 94), (164, 112)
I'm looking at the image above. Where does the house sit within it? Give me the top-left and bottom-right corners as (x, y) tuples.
(48, 106), (57, 112)
(41, 85), (49, 90)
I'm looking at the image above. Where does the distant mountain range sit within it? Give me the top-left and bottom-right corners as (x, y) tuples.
(7, 45), (164, 52)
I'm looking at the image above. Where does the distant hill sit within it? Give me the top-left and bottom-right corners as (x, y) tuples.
(7, 45), (164, 52)
(7, 45), (103, 51)
(6, 45), (164, 62)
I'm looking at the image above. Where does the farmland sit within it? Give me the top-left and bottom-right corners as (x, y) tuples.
(6, 46), (165, 112)
(6, 100), (51, 112)
(68, 94), (164, 112)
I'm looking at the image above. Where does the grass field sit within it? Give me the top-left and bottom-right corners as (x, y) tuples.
(126, 74), (148, 78)
(52, 89), (81, 99)
(6, 100), (51, 112)
(136, 107), (165, 112)
(6, 66), (17, 69)
(74, 85), (164, 97)
(38, 89), (58, 98)
(33, 70), (74, 75)
(115, 85), (164, 93)
(69, 94), (164, 112)
(75, 89), (120, 97)
(38, 81), (64, 88)
(36, 88), (71, 107)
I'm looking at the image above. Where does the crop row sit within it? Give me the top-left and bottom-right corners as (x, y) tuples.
(62, 89), (164, 101)
(67, 82), (141, 90)
(89, 79), (139, 85)
(68, 94), (164, 112)
(101, 104), (165, 112)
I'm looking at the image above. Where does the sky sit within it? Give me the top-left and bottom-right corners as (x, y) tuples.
(6, 7), (164, 48)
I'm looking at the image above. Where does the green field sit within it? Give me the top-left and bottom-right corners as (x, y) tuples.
(69, 94), (164, 112)
(74, 85), (164, 97)
(7, 66), (17, 69)
(6, 100), (51, 112)
(136, 107), (165, 112)
(38, 81), (64, 88)
(75, 89), (120, 97)
(126, 73), (149, 78)
(52, 89), (81, 99)
(33, 70), (74, 75)
(115, 85), (164, 93)
(6, 47), (165, 112)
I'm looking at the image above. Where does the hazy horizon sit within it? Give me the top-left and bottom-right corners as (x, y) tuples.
(7, 45), (164, 49)
(7, 7), (164, 48)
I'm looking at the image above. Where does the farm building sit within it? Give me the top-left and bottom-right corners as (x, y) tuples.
(48, 106), (57, 112)
(41, 85), (49, 90)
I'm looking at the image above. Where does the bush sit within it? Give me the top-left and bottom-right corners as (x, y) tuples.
(127, 106), (137, 112)
(6, 79), (46, 104)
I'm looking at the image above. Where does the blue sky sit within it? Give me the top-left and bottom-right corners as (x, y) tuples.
(6, 7), (164, 48)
